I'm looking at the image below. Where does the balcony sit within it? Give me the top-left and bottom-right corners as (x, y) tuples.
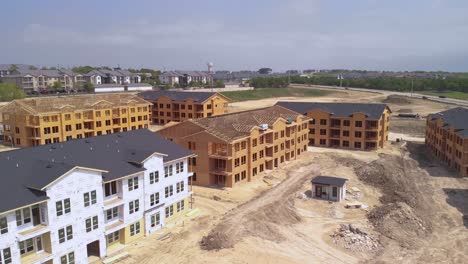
(19, 232), (53, 264)
(210, 167), (231, 175)
(26, 117), (40, 127)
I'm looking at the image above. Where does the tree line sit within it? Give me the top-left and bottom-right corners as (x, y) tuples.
(250, 76), (468, 92)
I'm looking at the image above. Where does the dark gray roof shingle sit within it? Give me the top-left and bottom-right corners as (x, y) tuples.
(429, 107), (468, 138)
(275, 101), (390, 119)
(311, 176), (348, 187)
(0, 129), (193, 214)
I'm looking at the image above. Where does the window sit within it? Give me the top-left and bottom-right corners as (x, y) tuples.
(128, 177), (139, 191)
(320, 129), (327, 135)
(252, 153), (257, 161)
(105, 181), (117, 197)
(151, 212), (160, 227)
(75, 113), (81, 119)
(107, 231), (119, 244)
(106, 207), (118, 221)
(85, 216), (98, 232)
(165, 186), (174, 198)
(177, 200), (185, 212)
(259, 150), (264, 158)
(241, 171), (246, 180)
(354, 142), (362, 149)
(60, 252), (75, 264)
(165, 205), (174, 218)
(96, 121), (102, 127)
(241, 141), (246, 149)
(52, 126), (59, 133)
(19, 238), (34, 255)
(130, 222), (140, 236)
(241, 156), (246, 165)
(176, 181), (185, 193)
(253, 167), (258, 176)
(150, 171), (159, 184)
(0, 217), (7, 234)
(234, 158), (240, 167)
(150, 193), (160, 206)
(320, 139), (326, 145)
(320, 119), (327, 125)
(83, 190), (97, 207)
(129, 200), (139, 214)
(169, 165), (173, 176)
(355, 121), (363, 127)
(343, 141), (350, 147)
(343, 130), (350, 137)
(343, 120), (350, 126)
(252, 139), (257, 147)
(1, 248), (11, 264)
(58, 225), (73, 243)
(15, 208), (31, 226)
(56, 198), (71, 216)
(355, 131), (362, 138)
(65, 125), (72, 132)
(176, 162), (184, 173)
(105, 120), (111, 126)
(43, 127), (51, 134)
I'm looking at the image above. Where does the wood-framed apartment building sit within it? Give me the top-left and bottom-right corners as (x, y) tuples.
(157, 105), (310, 188)
(276, 102), (391, 150)
(138, 91), (231, 125)
(0, 94), (151, 147)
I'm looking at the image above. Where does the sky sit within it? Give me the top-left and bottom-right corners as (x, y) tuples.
(1, 0), (468, 72)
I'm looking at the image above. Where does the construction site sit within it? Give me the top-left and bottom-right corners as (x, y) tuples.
(2, 88), (467, 263)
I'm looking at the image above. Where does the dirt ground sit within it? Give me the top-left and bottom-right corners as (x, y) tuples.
(116, 89), (467, 264)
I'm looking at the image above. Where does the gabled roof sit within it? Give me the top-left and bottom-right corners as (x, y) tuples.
(311, 176), (347, 187)
(429, 107), (468, 138)
(185, 105), (307, 142)
(138, 90), (230, 103)
(0, 94), (151, 115)
(0, 129), (193, 214)
(275, 101), (390, 119)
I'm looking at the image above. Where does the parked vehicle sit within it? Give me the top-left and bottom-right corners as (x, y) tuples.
(438, 95), (446, 98)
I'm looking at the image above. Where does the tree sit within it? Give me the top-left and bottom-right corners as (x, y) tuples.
(51, 81), (62, 90)
(215, 80), (225, 88)
(0, 83), (25, 102)
(72, 66), (96, 74)
(82, 82), (94, 92)
(28, 65), (38, 70)
(8, 64), (18, 72)
(258, 68), (272, 74)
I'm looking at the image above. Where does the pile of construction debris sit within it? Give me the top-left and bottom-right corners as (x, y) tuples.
(331, 224), (380, 252)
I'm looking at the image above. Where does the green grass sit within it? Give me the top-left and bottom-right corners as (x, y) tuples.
(419, 91), (468, 101)
(221, 88), (333, 102)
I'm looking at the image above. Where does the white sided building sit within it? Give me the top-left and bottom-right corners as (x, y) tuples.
(0, 129), (194, 264)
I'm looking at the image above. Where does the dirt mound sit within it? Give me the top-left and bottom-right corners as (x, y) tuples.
(382, 95), (411, 105)
(200, 162), (319, 251)
(354, 153), (433, 249)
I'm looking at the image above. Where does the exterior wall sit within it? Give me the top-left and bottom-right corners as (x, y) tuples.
(1, 103), (152, 148)
(311, 183), (346, 202)
(306, 108), (390, 150)
(149, 94), (230, 125)
(0, 155), (193, 263)
(426, 116), (468, 177)
(157, 117), (310, 188)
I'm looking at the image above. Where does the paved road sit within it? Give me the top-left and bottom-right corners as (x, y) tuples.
(292, 84), (468, 107)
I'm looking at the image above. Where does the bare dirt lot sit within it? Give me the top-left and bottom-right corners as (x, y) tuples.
(118, 88), (467, 264)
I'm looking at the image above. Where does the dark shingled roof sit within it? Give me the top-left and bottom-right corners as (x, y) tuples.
(275, 101), (390, 119)
(0, 129), (193, 214)
(429, 107), (468, 138)
(311, 176), (348, 187)
(138, 91), (221, 103)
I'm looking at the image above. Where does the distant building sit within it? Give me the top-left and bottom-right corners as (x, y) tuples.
(157, 105), (310, 188)
(138, 91), (231, 125)
(426, 107), (468, 177)
(159, 71), (213, 86)
(94, 83), (153, 93)
(1, 69), (77, 92)
(0, 94), (151, 147)
(276, 102), (391, 150)
(85, 69), (141, 85)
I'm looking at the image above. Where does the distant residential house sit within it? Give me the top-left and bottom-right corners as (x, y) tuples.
(1, 69), (74, 92)
(85, 69), (141, 85)
(0, 64), (31, 78)
(159, 71), (213, 86)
